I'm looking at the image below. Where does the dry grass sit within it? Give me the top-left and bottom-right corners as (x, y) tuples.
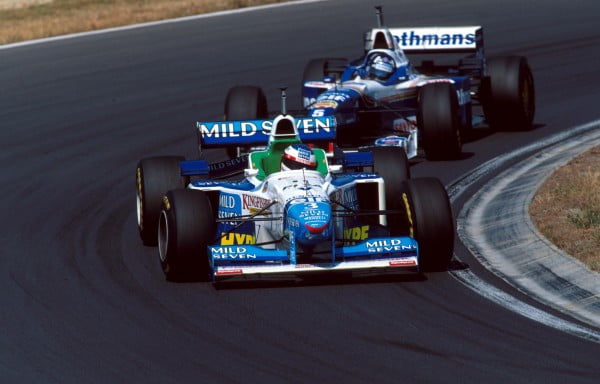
(530, 146), (600, 271)
(0, 0), (291, 45)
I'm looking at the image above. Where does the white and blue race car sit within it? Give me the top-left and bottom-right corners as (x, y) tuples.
(136, 94), (454, 282)
(224, 6), (535, 161)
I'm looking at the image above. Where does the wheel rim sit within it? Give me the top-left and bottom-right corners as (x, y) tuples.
(136, 193), (142, 228)
(158, 211), (169, 262)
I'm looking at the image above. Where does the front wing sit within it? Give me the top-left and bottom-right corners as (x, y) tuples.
(209, 236), (419, 281)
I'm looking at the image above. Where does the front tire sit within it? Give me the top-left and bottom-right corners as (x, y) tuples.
(370, 147), (411, 235)
(136, 156), (187, 246)
(158, 189), (216, 282)
(400, 178), (454, 272)
(418, 82), (462, 160)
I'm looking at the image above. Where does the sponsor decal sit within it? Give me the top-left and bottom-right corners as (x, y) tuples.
(294, 263), (319, 269)
(295, 202), (331, 225)
(331, 186), (359, 210)
(343, 187), (358, 205)
(287, 201), (331, 244)
(197, 117), (334, 139)
(215, 269), (244, 276)
(391, 27), (479, 50)
(299, 208), (329, 222)
(375, 136), (407, 147)
(242, 194), (271, 211)
(220, 232), (256, 245)
(312, 100), (338, 109)
(344, 225), (370, 244)
(199, 121), (263, 138)
(193, 180), (225, 188)
(296, 117), (333, 133)
(211, 246), (257, 260)
(219, 193), (238, 209)
(389, 259), (417, 267)
(397, 31), (476, 47)
(365, 239), (417, 253)
(209, 156), (247, 172)
(218, 192), (241, 226)
(317, 93), (353, 103)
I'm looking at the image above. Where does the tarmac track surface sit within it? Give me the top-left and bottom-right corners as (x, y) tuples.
(1, 0), (599, 382)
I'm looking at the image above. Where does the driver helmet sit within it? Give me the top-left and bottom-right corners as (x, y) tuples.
(281, 144), (317, 171)
(367, 53), (395, 81)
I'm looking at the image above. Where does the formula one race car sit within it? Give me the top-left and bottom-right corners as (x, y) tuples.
(224, 6), (535, 161)
(136, 92), (455, 282)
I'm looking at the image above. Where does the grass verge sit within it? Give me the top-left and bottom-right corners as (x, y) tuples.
(530, 146), (600, 271)
(0, 0), (292, 45)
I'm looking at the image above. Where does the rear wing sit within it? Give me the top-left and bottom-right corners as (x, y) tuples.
(389, 26), (483, 53)
(197, 116), (336, 148)
(385, 26), (487, 86)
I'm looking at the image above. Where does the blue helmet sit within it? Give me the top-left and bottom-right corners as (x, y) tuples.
(367, 53), (395, 81)
(281, 144), (317, 171)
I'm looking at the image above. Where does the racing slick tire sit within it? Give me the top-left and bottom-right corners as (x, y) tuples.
(136, 156), (187, 246)
(417, 82), (462, 160)
(481, 56), (535, 131)
(224, 85), (268, 158)
(400, 177), (454, 272)
(370, 146), (410, 235)
(158, 189), (216, 282)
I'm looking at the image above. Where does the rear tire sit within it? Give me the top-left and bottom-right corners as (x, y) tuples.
(481, 56), (535, 131)
(224, 85), (268, 158)
(400, 178), (454, 272)
(418, 82), (462, 160)
(136, 156), (187, 246)
(158, 189), (216, 282)
(302, 58), (348, 83)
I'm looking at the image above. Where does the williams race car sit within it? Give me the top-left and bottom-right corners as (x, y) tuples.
(223, 6), (535, 161)
(136, 94), (455, 282)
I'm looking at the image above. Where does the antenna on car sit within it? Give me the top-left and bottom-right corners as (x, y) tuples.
(375, 5), (384, 27)
(279, 87), (288, 115)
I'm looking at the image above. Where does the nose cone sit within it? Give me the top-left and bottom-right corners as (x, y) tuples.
(286, 201), (331, 245)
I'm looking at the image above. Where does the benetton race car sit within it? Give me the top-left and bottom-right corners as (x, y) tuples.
(222, 6), (535, 160)
(136, 93), (455, 282)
